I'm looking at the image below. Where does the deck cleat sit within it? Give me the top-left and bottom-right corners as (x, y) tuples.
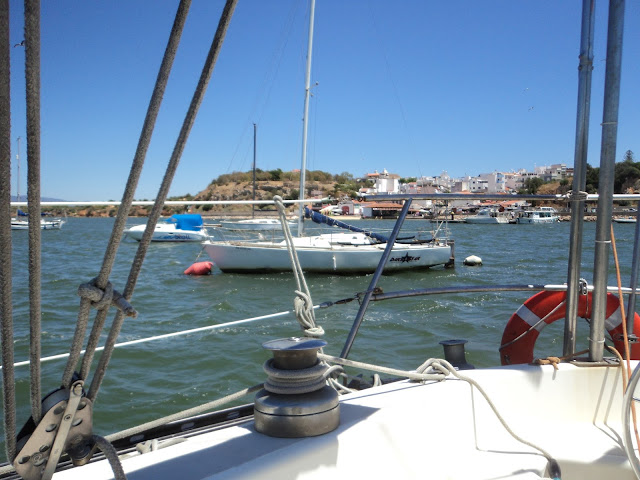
(440, 339), (474, 370)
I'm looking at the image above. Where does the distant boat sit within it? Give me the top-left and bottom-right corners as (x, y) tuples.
(124, 214), (208, 242)
(613, 217), (637, 224)
(516, 206), (559, 224)
(11, 217), (65, 230)
(218, 218), (295, 231)
(11, 209), (65, 230)
(464, 208), (509, 224)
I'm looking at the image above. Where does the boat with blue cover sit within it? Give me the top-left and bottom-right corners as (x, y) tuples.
(124, 214), (208, 242)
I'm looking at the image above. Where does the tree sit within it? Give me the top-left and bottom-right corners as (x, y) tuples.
(268, 168), (283, 181)
(614, 161), (640, 193)
(585, 164), (599, 194)
(523, 177), (544, 194)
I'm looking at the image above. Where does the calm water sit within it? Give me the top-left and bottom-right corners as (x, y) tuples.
(3, 217), (640, 461)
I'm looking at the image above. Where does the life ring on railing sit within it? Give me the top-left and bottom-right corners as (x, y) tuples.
(500, 290), (640, 365)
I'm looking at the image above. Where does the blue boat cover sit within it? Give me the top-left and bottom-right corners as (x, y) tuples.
(17, 209), (53, 217)
(304, 207), (388, 243)
(166, 214), (203, 231)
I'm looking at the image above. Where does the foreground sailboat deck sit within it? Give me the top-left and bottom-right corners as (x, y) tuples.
(54, 361), (635, 480)
(3, 0), (640, 479)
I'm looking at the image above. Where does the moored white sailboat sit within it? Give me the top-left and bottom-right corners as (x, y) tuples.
(202, 0), (452, 274)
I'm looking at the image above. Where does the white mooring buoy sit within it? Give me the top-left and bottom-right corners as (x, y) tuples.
(463, 255), (482, 266)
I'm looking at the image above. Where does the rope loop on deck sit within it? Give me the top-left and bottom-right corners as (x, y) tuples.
(77, 278), (137, 317)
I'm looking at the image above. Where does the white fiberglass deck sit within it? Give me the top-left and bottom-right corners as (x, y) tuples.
(55, 361), (637, 480)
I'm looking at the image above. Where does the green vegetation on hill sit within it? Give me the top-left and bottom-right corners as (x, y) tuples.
(585, 150), (640, 194)
(32, 151), (639, 217)
(196, 169), (374, 214)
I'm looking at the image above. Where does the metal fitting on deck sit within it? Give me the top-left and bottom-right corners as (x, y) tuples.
(254, 337), (339, 438)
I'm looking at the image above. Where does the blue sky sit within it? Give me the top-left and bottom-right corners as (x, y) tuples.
(8, 0), (640, 201)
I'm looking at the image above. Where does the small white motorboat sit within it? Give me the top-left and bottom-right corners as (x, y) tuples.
(465, 208), (509, 224)
(516, 207), (560, 224)
(11, 217), (65, 230)
(613, 217), (637, 224)
(124, 214), (208, 242)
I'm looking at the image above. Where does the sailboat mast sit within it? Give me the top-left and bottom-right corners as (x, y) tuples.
(16, 136), (20, 202)
(252, 123), (256, 219)
(296, 0), (316, 235)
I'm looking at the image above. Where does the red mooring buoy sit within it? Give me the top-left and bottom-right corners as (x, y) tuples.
(184, 261), (213, 275)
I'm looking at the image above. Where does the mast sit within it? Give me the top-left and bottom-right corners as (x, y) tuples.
(252, 123), (256, 219)
(589, 0), (625, 362)
(16, 136), (20, 202)
(563, 0), (595, 357)
(296, 0), (316, 236)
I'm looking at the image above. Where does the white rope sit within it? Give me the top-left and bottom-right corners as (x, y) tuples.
(318, 353), (561, 477)
(417, 359), (560, 476)
(106, 384), (263, 443)
(262, 358), (329, 395)
(273, 196), (324, 338)
(2, 306), (320, 369)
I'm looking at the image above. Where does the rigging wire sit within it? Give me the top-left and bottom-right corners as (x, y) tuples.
(0, 0), (17, 462)
(1, 306), (320, 370)
(365, 1), (423, 179)
(223, 0), (303, 175)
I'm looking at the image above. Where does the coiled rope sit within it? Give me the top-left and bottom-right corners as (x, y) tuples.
(273, 195), (324, 338)
(263, 358), (342, 395)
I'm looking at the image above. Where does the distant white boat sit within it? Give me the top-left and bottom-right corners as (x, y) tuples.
(11, 217), (65, 230)
(613, 217), (637, 224)
(218, 218), (295, 231)
(465, 208), (509, 224)
(516, 207), (559, 224)
(125, 214), (208, 242)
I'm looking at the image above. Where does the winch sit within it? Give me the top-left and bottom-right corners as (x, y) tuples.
(254, 337), (339, 438)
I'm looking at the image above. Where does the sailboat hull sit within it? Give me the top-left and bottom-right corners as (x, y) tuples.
(203, 236), (451, 273)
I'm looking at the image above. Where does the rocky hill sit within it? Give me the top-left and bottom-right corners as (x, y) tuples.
(191, 178), (337, 216)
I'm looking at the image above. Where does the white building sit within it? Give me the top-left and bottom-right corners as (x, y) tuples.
(366, 169), (400, 194)
(478, 171), (507, 193)
(469, 177), (488, 192)
(433, 171), (454, 192)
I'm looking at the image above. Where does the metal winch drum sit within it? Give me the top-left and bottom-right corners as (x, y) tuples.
(254, 337), (339, 438)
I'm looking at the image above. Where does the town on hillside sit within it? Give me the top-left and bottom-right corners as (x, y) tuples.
(312, 164), (571, 220)
(311, 160), (637, 221)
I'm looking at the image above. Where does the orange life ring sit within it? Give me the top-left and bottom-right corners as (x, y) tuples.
(500, 290), (640, 365)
